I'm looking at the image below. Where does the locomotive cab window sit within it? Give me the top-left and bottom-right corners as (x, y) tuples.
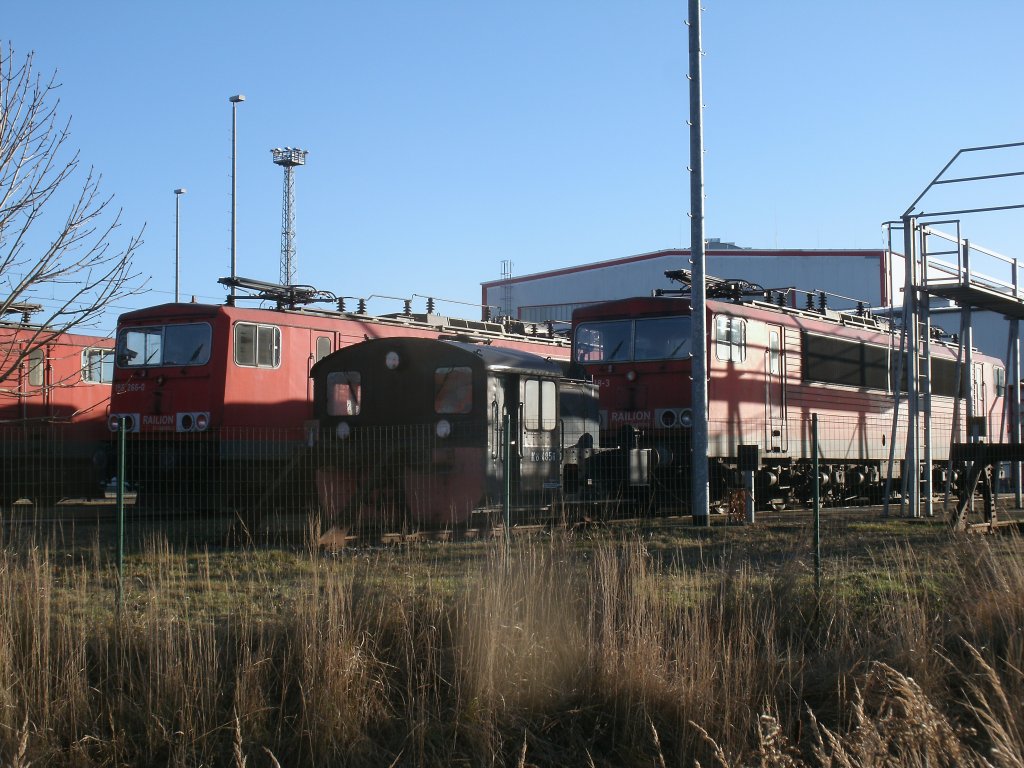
(574, 317), (690, 363)
(117, 323), (211, 368)
(82, 348), (114, 384)
(27, 348), (44, 386)
(573, 320), (631, 363)
(524, 378), (556, 431)
(327, 371), (361, 416)
(715, 315), (746, 362)
(434, 367), (473, 414)
(234, 323), (281, 368)
(316, 336), (332, 362)
(634, 316), (691, 360)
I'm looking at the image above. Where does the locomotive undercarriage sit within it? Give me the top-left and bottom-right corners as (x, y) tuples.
(583, 426), (965, 513)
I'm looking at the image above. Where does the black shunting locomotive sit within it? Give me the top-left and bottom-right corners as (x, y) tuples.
(310, 337), (600, 529)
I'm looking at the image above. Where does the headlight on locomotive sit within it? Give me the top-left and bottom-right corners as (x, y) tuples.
(336, 422), (352, 440)
(436, 419), (452, 439)
(679, 409), (693, 428)
(107, 414), (137, 432)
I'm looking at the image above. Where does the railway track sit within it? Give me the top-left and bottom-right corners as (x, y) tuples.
(4, 496), (1022, 547)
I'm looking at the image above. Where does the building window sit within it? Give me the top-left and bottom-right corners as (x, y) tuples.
(316, 336), (332, 362)
(82, 348), (114, 384)
(715, 315), (746, 362)
(27, 348), (44, 387)
(434, 367), (473, 414)
(234, 323), (281, 368)
(327, 371), (361, 416)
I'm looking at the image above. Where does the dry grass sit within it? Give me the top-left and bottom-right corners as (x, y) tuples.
(0, 519), (1021, 766)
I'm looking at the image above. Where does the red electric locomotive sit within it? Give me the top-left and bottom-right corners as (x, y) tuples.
(107, 277), (570, 510)
(0, 309), (115, 503)
(571, 272), (1007, 509)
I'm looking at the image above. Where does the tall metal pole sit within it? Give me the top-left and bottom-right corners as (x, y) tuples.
(688, 0), (710, 525)
(902, 216), (920, 517)
(1013, 259), (1022, 507)
(921, 231), (934, 517)
(174, 188), (186, 302)
(229, 94), (245, 302)
(963, 240), (975, 435)
(812, 414), (821, 596)
(116, 416), (126, 610)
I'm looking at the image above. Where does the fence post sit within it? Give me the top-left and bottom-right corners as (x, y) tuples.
(812, 414), (821, 596)
(116, 416), (126, 609)
(503, 411), (512, 561)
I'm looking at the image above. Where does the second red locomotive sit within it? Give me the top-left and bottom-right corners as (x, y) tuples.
(571, 273), (1006, 509)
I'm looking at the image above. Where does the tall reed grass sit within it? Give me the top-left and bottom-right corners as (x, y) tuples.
(0, 524), (1021, 766)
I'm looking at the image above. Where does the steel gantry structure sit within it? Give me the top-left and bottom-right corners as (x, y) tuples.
(887, 141), (1024, 520)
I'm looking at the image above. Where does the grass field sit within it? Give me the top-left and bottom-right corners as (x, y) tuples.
(0, 510), (1022, 766)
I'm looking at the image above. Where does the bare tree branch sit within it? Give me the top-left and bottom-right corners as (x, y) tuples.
(0, 43), (145, 386)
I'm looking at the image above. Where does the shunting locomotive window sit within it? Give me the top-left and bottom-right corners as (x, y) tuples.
(116, 323), (211, 368)
(715, 315), (746, 362)
(434, 367), (473, 414)
(234, 323), (281, 368)
(327, 371), (361, 416)
(82, 348), (114, 384)
(316, 336), (332, 362)
(524, 378), (556, 431)
(27, 348), (44, 386)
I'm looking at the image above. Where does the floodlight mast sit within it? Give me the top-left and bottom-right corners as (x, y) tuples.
(271, 147), (308, 286)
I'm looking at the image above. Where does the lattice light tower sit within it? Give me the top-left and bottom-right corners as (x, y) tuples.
(271, 147), (308, 285)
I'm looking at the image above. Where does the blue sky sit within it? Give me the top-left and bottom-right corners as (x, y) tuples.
(6, 1), (1024, 332)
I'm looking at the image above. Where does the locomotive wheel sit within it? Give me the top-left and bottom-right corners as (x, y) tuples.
(769, 499), (787, 512)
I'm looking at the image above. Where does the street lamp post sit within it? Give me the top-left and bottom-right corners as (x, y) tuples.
(229, 94), (245, 302)
(174, 188), (186, 302)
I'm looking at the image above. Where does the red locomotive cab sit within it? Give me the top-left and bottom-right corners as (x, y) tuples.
(572, 296), (696, 438)
(110, 304), (224, 434)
